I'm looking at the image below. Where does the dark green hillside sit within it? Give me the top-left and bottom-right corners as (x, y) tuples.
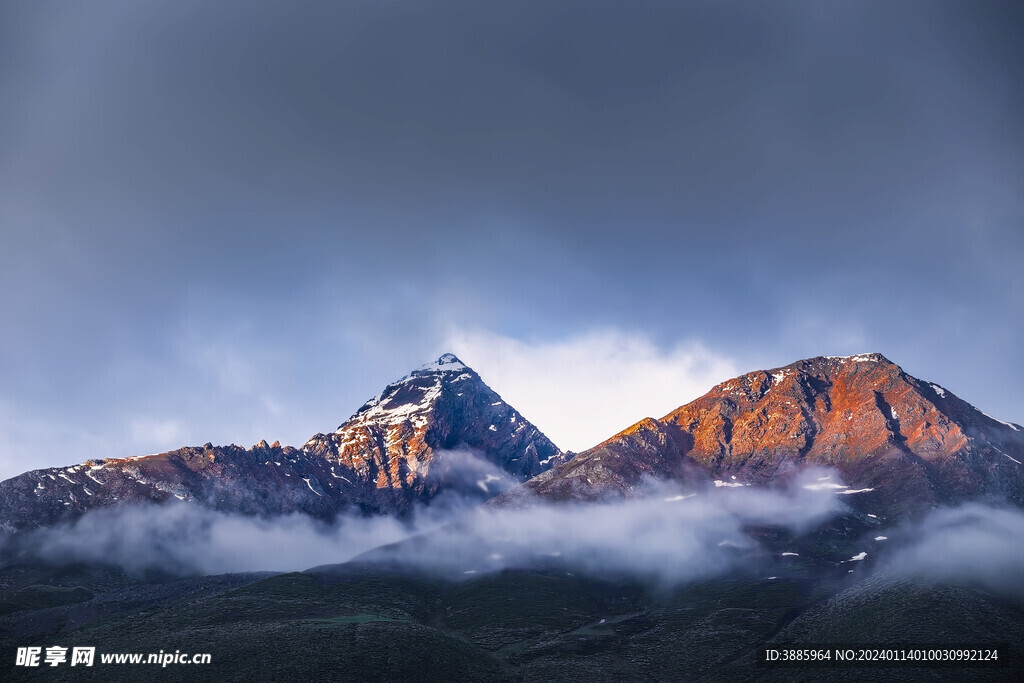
(4, 559), (1019, 681)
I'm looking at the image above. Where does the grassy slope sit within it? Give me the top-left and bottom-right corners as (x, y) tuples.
(0, 561), (1022, 681)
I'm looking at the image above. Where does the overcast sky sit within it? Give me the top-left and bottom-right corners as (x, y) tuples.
(2, 0), (1021, 477)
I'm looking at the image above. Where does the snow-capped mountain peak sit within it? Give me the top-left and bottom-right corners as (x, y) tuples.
(302, 354), (565, 499)
(416, 353), (467, 373)
(341, 354), (478, 431)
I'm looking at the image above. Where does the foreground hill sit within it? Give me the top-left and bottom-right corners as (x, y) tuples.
(0, 355), (564, 532)
(501, 354), (1024, 519)
(1, 560), (1020, 682)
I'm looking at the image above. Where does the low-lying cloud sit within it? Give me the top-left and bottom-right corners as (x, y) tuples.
(426, 447), (518, 498)
(365, 475), (843, 586)
(12, 469), (1024, 597)
(883, 503), (1024, 598)
(16, 470), (842, 584)
(19, 504), (416, 575)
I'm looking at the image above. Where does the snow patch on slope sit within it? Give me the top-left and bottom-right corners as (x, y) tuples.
(982, 412), (1021, 432)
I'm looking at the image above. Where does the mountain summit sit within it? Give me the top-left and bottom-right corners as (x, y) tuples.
(503, 353), (1024, 518)
(304, 354), (564, 499)
(0, 355), (565, 532)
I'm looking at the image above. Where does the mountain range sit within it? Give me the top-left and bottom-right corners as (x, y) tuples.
(2, 351), (1023, 681)
(0, 354), (564, 532)
(1, 351), (1021, 533)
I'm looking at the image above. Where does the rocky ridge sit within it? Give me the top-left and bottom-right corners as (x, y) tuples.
(0, 355), (565, 532)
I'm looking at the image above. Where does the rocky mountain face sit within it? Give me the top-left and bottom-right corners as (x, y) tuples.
(502, 354), (1024, 519)
(0, 355), (565, 532)
(304, 354), (565, 508)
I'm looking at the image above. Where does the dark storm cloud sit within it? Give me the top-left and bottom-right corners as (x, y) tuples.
(1, 1), (1021, 475)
